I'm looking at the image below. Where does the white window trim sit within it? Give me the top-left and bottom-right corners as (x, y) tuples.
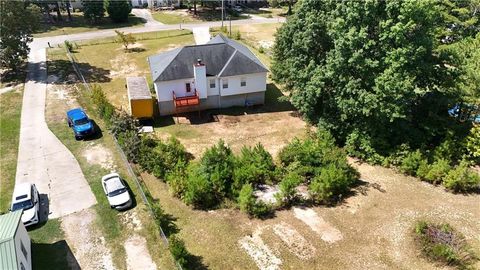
(240, 77), (246, 87)
(209, 79), (216, 88)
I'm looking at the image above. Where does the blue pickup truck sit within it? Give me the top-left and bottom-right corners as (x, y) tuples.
(67, 108), (95, 140)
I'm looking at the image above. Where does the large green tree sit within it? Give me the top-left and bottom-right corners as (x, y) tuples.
(272, 0), (464, 156)
(82, 0), (105, 23)
(106, 0), (131, 23)
(0, 1), (41, 71)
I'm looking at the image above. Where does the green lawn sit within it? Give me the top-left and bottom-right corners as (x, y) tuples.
(34, 13), (145, 38)
(152, 9), (249, 24)
(63, 30), (194, 109)
(152, 10), (200, 24)
(0, 88), (22, 213)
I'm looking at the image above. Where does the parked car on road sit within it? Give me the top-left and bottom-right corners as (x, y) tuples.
(10, 183), (40, 226)
(67, 108), (95, 140)
(101, 173), (132, 210)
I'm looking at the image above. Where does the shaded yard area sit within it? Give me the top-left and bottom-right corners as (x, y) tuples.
(34, 13), (145, 37)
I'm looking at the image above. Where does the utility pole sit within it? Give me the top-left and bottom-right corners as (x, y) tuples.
(229, 16), (232, 37)
(221, 0), (224, 28)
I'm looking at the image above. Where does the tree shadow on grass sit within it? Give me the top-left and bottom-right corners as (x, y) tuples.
(32, 240), (80, 270)
(43, 59), (111, 84)
(127, 47), (147, 53)
(185, 254), (209, 270)
(35, 14), (146, 35)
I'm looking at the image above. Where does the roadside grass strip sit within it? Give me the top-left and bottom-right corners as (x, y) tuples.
(272, 222), (316, 260)
(293, 207), (343, 243)
(238, 228), (282, 270)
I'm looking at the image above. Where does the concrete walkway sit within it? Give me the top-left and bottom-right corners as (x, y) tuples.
(192, 26), (211, 45)
(131, 8), (163, 27)
(15, 46), (96, 219)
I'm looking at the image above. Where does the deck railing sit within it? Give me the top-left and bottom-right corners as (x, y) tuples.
(173, 89), (200, 107)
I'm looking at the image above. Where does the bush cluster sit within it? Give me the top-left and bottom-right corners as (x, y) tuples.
(396, 145), (480, 193)
(414, 221), (477, 268)
(278, 128), (359, 203)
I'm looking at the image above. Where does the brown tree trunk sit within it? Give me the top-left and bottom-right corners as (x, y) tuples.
(193, 0), (197, 15)
(55, 1), (63, 21)
(66, 1), (72, 21)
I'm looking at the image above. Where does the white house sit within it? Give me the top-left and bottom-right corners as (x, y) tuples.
(0, 211), (32, 270)
(148, 34), (268, 115)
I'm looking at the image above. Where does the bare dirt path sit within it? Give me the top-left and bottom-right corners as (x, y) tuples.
(125, 234), (157, 270)
(61, 209), (114, 270)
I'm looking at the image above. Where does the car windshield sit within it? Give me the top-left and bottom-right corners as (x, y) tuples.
(74, 118), (89, 125)
(12, 199), (34, 211)
(108, 187), (127, 197)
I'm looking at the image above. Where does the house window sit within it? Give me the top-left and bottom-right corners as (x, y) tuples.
(222, 79), (228, 89)
(209, 79), (216, 88)
(21, 241), (27, 260)
(186, 83), (191, 93)
(240, 77), (246, 87)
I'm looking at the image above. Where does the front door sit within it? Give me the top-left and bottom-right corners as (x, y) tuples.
(186, 83), (191, 93)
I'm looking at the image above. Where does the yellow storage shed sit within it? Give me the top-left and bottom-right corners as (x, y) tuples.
(126, 77), (153, 119)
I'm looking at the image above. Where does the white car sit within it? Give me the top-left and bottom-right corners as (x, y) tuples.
(10, 183), (40, 226)
(101, 173), (132, 210)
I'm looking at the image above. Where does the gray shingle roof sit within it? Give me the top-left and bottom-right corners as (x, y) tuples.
(148, 34), (268, 82)
(126, 77), (151, 100)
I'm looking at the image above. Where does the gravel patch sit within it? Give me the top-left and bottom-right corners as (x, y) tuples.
(125, 234), (157, 270)
(293, 207), (343, 243)
(272, 222), (316, 260)
(82, 143), (115, 170)
(239, 227), (282, 270)
(61, 208), (114, 270)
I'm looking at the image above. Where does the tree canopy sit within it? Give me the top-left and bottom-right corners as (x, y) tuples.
(82, 0), (105, 23)
(0, 1), (40, 71)
(272, 0), (478, 158)
(106, 0), (132, 23)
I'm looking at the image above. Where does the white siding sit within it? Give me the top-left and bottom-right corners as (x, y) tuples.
(155, 78), (195, 102)
(208, 77), (219, 96)
(15, 223), (31, 270)
(220, 72), (267, 97)
(193, 65), (208, 99)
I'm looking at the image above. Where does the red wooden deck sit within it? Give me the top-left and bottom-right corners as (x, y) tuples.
(173, 90), (199, 108)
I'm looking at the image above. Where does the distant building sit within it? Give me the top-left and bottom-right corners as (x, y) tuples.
(0, 211), (32, 270)
(148, 34), (268, 116)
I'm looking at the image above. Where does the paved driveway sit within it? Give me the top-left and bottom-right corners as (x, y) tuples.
(15, 46), (96, 219)
(192, 26), (211, 45)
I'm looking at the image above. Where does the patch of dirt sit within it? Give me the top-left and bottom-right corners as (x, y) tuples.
(238, 227), (282, 270)
(120, 209), (143, 232)
(272, 222), (316, 260)
(109, 53), (140, 78)
(254, 184), (279, 204)
(124, 234), (157, 270)
(293, 207), (343, 243)
(259, 40), (274, 49)
(82, 142), (115, 170)
(46, 84), (79, 123)
(61, 208), (115, 270)
(161, 111), (306, 159)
